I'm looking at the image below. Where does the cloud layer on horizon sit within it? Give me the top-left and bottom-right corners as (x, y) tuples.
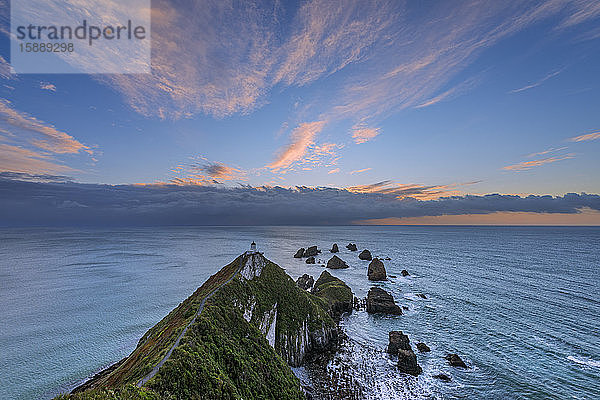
(1, 174), (598, 226)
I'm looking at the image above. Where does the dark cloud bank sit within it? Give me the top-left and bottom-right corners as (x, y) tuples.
(1, 173), (599, 226)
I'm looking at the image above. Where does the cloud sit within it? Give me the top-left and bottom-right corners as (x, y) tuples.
(352, 126), (380, 144)
(0, 99), (91, 154)
(0, 171), (73, 183)
(569, 131), (600, 142)
(345, 180), (477, 200)
(0, 178), (598, 226)
(350, 167), (372, 175)
(328, 168), (340, 174)
(267, 121), (326, 171)
(509, 70), (562, 93)
(526, 146), (569, 157)
(0, 143), (74, 174)
(40, 82), (57, 92)
(502, 154), (575, 171)
(168, 157), (246, 185)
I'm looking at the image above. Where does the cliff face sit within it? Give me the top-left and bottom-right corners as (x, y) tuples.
(58, 252), (350, 400)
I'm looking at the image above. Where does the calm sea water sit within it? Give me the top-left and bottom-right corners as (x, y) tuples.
(0, 226), (598, 399)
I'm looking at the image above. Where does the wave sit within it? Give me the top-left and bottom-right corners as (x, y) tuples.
(568, 355), (600, 368)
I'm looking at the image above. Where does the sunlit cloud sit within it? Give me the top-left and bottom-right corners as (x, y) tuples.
(502, 154), (575, 171)
(345, 180), (478, 200)
(0, 143), (74, 174)
(349, 167), (372, 175)
(509, 70), (562, 93)
(267, 120), (326, 171)
(526, 146), (569, 157)
(0, 99), (91, 155)
(569, 131), (600, 142)
(352, 126), (380, 144)
(40, 82), (57, 92)
(169, 157), (246, 186)
(328, 168), (340, 174)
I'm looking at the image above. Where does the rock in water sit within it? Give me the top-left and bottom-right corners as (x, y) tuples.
(416, 342), (430, 352)
(416, 293), (427, 299)
(312, 271), (353, 318)
(434, 373), (452, 382)
(330, 243), (339, 253)
(366, 287), (402, 315)
(387, 331), (411, 354)
(327, 255), (349, 269)
(346, 243), (358, 251)
(294, 248), (305, 258)
(397, 349), (422, 376)
(401, 269), (410, 277)
(445, 353), (468, 368)
(296, 274), (314, 291)
(306, 256), (316, 264)
(305, 246), (320, 257)
(358, 249), (372, 260)
(367, 258), (386, 281)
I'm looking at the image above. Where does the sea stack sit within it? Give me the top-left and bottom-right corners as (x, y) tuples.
(327, 255), (349, 269)
(367, 258), (386, 281)
(330, 243), (339, 253)
(359, 249), (372, 260)
(304, 246), (320, 257)
(294, 248), (305, 258)
(387, 331), (422, 376)
(366, 287), (402, 315)
(346, 243), (358, 251)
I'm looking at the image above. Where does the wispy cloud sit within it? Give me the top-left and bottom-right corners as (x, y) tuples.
(40, 82), (56, 92)
(569, 131), (600, 142)
(526, 146), (569, 157)
(350, 167), (372, 175)
(346, 180), (478, 200)
(0, 143), (74, 174)
(502, 154), (575, 171)
(169, 157), (246, 185)
(352, 126), (380, 144)
(328, 168), (340, 174)
(267, 121), (326, 171)
(0, 99), (91, 155)
(510, 70), (562, 93)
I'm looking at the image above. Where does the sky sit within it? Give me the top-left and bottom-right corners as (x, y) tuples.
(0, 0), (599, 226)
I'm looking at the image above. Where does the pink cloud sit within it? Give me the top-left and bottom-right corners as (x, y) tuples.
(352, 126), (380, 144)
(267, 121), (326, 171)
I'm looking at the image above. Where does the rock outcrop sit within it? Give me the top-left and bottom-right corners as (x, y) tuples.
(305, 246), (320, 257)
(358, 249), (372, 260)
(346, 243), (357, 251)
(401, 269), (410, 277)
(327, 255), (349, 269)
(397, 349), (422, 376)
(366, 287), (402, 315)
(445, 353), (467, 368)
(306, 256), (316, 264)
(416, 342), (430, 352)
(294, 248), (305, 258)
(296, 274), (314, 291)
(330, 243), (339, 253)
(312, 271), (353, 319)
(434, 373), (451, 382)
(416, 293), (427, 299)
(367, 258), (386, 281)
(387, 331), (421, 376)
(387, 331), (410, 354)
(64, 252), (348, 400)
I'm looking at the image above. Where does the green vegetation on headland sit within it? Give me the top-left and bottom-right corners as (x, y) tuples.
(57, 252), (353, 399)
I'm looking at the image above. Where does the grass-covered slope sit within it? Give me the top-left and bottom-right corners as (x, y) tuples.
(58, 253), (350, 399)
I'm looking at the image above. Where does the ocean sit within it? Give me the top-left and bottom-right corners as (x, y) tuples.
(1, 226), (599, 399)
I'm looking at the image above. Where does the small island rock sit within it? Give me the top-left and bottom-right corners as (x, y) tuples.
(366, 287), (402, 315)
(294, 248), (305, 258)
(330, 243), (339, 253)
(416, 342), (430, 352)
(401, 270), (410, 277)
(305, 256), (316, 264)
(397, 349), (422, 376)
(296, 274), (314, 291)
(305, 246), (320, 257)
(433, 373), (452, 382)
(367, 258), (387, 281)
(445, 353), (467, 368)
(327, 255), (349, 269)
(359, 249), (372, 261)
(346, 243), (358, 251)
(387, 331), (411, 354)
(416, 293), (427, 299)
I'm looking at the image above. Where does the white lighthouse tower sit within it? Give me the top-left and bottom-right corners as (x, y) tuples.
(250, 241), (257, 253)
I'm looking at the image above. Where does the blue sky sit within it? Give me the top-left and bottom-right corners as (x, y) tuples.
(0, 0), (599, 225)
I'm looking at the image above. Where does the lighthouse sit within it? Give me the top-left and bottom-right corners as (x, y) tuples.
(250, 241), (257, 253)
